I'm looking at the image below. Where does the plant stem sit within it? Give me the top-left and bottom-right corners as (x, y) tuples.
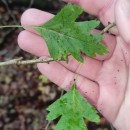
(0, 25), (35, 29)
(110, 123), (115, 130)
(0, 25), (23, 29)
(100, 22), (116, 35)
(0, 57), (54, 67)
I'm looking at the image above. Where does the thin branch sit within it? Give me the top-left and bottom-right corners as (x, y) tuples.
(110, 123), (115, 130)
(100, 22), (116, 35)
(45, 121), (51, 130)
(28, 0), (34, 8)
(0, 25), (33, 29)
(0, 57), (54, 67)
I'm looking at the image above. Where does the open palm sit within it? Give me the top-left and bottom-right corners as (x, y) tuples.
(18, 0), (130, 129)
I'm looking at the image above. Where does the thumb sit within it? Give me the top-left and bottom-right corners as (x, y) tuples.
(115, 0), (130, 43)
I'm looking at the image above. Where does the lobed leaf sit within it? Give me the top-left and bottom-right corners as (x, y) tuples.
(47, 85), (100, 130)
(35, 4), (108, 62)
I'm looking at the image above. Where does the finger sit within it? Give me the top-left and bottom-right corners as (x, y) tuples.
(37, 58), (99, 106)
(21, 6), (118, 36)
(115, 0), (130, 44)
(21, 6), (118, 37)
(21, 8), (54, 34)
(60, 56), (102, 81)
(18, 29), (116, 61)
(18, 30), (102, 81)
(18, 30), (49, 57)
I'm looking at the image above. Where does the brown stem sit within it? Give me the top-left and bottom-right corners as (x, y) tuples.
(100, 22), (116, 35)
(0, 57), (54, 67)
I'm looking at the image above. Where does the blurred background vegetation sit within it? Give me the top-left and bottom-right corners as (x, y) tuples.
(0, 0), (113, 130)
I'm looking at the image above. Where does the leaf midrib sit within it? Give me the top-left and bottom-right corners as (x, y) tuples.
(35, 26), (90, 45)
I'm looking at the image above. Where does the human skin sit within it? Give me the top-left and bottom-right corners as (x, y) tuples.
(18, 0), (130, 130)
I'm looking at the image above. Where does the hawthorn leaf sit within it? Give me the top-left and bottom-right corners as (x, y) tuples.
(35, 4), (108, 62)
(47, 85), (100, 130)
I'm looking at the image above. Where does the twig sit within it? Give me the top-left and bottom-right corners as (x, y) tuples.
(28, 0), (34, 8)
(0, 57), (54, 67)
(110, 123), (115, 130)
(100, 22), (116, 35)
(0, 25), (32, 29)
(45, 121), (51, 130)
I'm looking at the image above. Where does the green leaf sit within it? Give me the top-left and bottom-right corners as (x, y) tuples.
(35, 4), (108, 62)
(47, 85), (100, 130)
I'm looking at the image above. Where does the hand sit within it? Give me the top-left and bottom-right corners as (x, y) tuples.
(18, 0), (130, 130)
